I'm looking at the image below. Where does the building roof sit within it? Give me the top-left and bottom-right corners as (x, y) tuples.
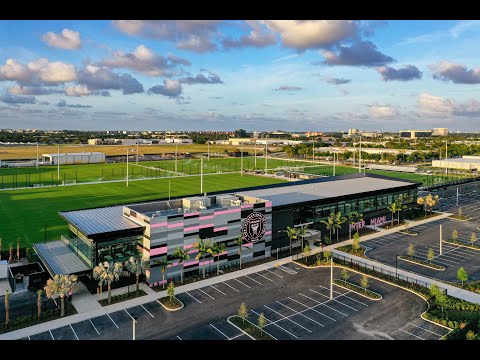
(33, 241), (90, 276)
(237, 175), (416, 207)
(59, 205), (144, 238)
(42, 152), (104, 157)
(435, 157), (480, 163)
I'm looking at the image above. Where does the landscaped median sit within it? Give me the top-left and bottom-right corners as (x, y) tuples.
(228, 315), (275, 340)
(333, 279), (382, 300)
(443, 239), (480, 251)
(449, 214), (471, 221)
(98, 289), (147, 306)
(397, 255), (445, 271)
(157, 296), (184, 311)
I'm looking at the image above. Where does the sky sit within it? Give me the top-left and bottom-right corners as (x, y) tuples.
(0, 20), (480, 132)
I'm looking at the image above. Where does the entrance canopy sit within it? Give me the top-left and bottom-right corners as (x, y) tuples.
(33, 241), (90, 277)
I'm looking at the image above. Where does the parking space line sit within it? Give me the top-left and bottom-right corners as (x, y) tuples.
(184, 291), (202, 303)
(89, 319), (101, 335)
(234, 278), (251, 288)
(107, 314), (119, 329)
(288, 297), (336, 321)
(230, 333), (246, 340)
(210, 285), (227, 296)
(301, 292), (348, 316)
(256, 272), (274, 282)
(210, 324), (230, 339)
(125, 309), (138, 323)
(278, 265), (297, 275)
(198, 288), (215, 299)
(141, 304), (155, 318)
(49, 330), (55, 340)
(264, 268), (283, 278)
(276, 300), (324, 327)
(264, 305), (312, 333)
(69, 324), (79, 340)
(177, 335), (182, 340)
(250, 309), (299, 339)
(399, 328), (425, 340)
(319, 284), (368, 307)
(222, 281), (240, 292)
(408, 322), (443, 337)
(245, 275), (262, 285)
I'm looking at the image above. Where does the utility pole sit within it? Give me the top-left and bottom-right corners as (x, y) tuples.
(439, 224), (442, 255)
(254, 142), (257, 168)
(136, 141), (139, 164)
(207, 142), (210, 161)
(265, 141), (268, 174)
(353, 143), (355, 167)
(57, 145), (60, 181)
(126, 148), (129, 187)
(175, 144), (178, 173)
(358, 135), (362, 173)
(330, 256), (333, 300)
(36, 142), (39, 170)
(312, 141), (315, 163)
(200, 157), (203, 194)
(445, 140), (448, 176)
(333, 152), (336, 176)
(240, 146), (243, 176)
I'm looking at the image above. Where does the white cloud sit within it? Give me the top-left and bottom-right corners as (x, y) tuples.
(418, 93), (456, 114)
(0, 59), (33, 82)
(42, 29), (82, 50)
(35, 61), (77, 83)
(369, 105), (396, 118)
(148, 79), (182, 97)
(65, 85), (91, 96)
(430, 61), (480, 84)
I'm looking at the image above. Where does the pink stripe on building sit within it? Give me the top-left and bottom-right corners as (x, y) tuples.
(184, 211), (199, 218)
(168, 222), (184, 229)
(243, 242), (254, 248)
(214, 208), (241, 215)
(199, 259), (214, 266)
(265, 230), (272, 235)
(184, 243), (195, 249)
(187, 249), (197, 255)
(150, 222), (168, 228)
(241, 204), (254, 209)
(150, 247), (168, 256)
(199, 215), (214, 220)
(184, 223), (214, 232)
(183, 260), (199, 267)
(265, 201), (273, 207)
(214, 226), (228, 232)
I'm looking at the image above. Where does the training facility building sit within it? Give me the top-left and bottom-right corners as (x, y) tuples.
(42, 152), (105, 165)
(33, 173), (418, 286)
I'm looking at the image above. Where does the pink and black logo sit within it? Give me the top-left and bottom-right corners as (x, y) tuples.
(242, 212), (267, 243)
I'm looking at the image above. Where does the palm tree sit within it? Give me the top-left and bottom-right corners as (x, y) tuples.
(92, 262), (123, 305)
(396, 202), (407, 225)
(320, 213), (335, 244)
(281, 226), (298, 255)
(4, 290), (9, 326)
(8, 243), (12, 264)
(37, 289), (43, 320)
(16, 238), (20, 262)
(124, 256), (150, 294)
(297, 224), (309, 249)
(172, 247), (190, 284)
(387, 202), (399, 227)
(334, 212), (347, 243)
(209, 242), (227, 275)
(44, 274), (78, 317)
(234, 235), (250, 269)
(193, 238), (212, 279)
(153, 257), (169, 288)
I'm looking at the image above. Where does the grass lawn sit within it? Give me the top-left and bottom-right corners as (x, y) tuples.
(0, 173), (284, 247)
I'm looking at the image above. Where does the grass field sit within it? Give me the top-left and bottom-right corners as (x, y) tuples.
(0, 173), (285, 247)
(0, 143), (278, 160)
(0, 156), (323, 189)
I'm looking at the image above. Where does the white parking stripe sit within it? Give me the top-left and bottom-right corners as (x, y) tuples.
(27, 336), (30, 340)
(198, 288), (215, 299)
(70, 324), (79, 340)
(184, 291), (202, 303)
(245, 275), (262, 285)
(399, 328), (425, 340)
(89, 319), (100, 335)
(141, 304), (155, 318)
(124, 309), (138, 323)
(264, 268), (283, 278)
(304, 291), (348, 316)
(279, 265), (297, 275)
(107, 314), (119, 329)
(408, 322), (443, 337)
(177, 335), (182, 340)
(210, 285), (227, 296)
(210, 324), (230, 339)
(264, 305), (312, 333)
(250, 309), (299, 339)
(309, 289), (358, 311)
(276, 301), (324, 327)
(287, 297), (337, 322)
(222, 281), (240, 292)
(318, 284), (368, 307)
(256, 272), (274, 282)
(234, 278), (251, 288)
(49, 330), (55, 340)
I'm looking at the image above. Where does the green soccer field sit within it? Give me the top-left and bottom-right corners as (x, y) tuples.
(0, 173), (285, 248)
(0, 156), (319, 189)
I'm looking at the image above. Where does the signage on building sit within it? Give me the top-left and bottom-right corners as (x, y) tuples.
(350, 220), (365, 231)
(242, 212), (267, 243)
(370, 216), (387, 227)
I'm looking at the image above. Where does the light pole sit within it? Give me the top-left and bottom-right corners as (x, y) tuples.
(333, 152), (336, 176)
(207, 142), (210, 161)
(265, 142), (268, 174)
(395, 254), (398, 278)
(439, 224), (443, 255)
(130, 313), (138, 340)
(36, 142), (39, 170)
(312, 141), (315, 163)
(175, 144), (178, 173)
(358, 135), (362, 173)
(136, 141), (139, 165)
(200, 157), (204, 194)
(254, 142), (257, 168)
(330, 256), (333, 300)
(445, 140), (448, 176)
(126, 148), (129, 187)
(240, 146), (243, 176)
(57, 145), (60, 181)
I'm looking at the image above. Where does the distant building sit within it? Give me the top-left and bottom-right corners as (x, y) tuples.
(399, 130), (432, 139)
(88, 138), (117, 145)
(305, 131), (323, 137)
(42, 152), (105, 165)
(234, 129), (247, 138)
(165, 138), (193, 144)
(432, 156), (480, 171)
(348, 129), (360, 136)
(433, 128), (449, 136)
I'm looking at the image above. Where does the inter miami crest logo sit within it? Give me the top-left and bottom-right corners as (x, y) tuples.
(242, 212), (267, 243)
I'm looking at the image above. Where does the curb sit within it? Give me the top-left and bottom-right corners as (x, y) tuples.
(397, 256), (445, 271)
(333, 281), (382, 300)
(156, 296), (184, 312)
(226, 316), (256, 340)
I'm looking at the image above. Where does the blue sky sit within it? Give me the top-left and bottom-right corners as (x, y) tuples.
(0, 20), (480, 131)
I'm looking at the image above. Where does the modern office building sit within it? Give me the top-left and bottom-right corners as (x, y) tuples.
(433, 128), (449, 136)
(33, 173), (418, 286)
(42, 152), (105, 165)
(399, 130), (432, 139)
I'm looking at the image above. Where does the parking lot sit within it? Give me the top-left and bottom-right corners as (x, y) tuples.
(363, 216), (480, 283)
(20, 263), (449, 340)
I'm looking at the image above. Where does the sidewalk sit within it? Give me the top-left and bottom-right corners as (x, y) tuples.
(0, 211), (453, 340)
